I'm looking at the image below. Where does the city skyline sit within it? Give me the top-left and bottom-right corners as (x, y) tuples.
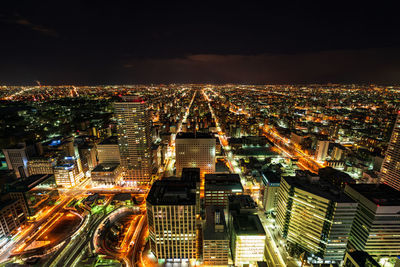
(1, 2), (400, 267)
(0, 84), (399, 266)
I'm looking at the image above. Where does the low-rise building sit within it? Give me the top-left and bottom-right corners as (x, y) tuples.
(27, 157), (56, 175)
(54, 163), (81, 188)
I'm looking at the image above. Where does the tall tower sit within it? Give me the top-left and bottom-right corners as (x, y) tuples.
(380, 112), (400, 191)
(114, 96), (151, 184)
(146, 179), (197, 263)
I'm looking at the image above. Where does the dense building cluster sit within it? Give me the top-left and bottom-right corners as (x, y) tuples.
(0, 84), (399, 267)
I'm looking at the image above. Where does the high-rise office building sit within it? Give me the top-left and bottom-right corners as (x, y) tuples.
(181, 168), (201, 216)
(175, 132), (216, 177)
(146, 179), (198, 263)
(204, 173), (243, 209)
(2, 144), (29, 178)
(228, 195), (265, 266)
(315, 139), (329, 162)
(331, 143), (346, 161)
(96, 136), (121, 164)
(78, 144), (97, 172)
(276, 176), (358, 264)
(42, 137), (75, 157)
(380, 112), (400, 190)
(115, 97), (152, 184)
(203, 206), (229, 266)
(0, 199), (27, 239)
(345, 183), (400, 258)
(6, 174), (57, 216)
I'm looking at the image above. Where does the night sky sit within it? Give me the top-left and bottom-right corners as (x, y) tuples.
(1, 1), (400, 85)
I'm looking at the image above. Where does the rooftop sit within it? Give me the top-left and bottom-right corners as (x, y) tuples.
(92, 163), (120, 173)
(3, 143), (26, 150)
(113, 193), (132, 201)
(235, 147), (277, 157)
(203, 206), (227, 241)
(147, 180), (196, 205)
(98, 136), (118, 145)
(229, 195), (258, 214)
(261, 171), (281, 185)
(43, 137), (73, 147)
(283, 176), (355, 203)
(181, 168), (200, 183)
(119, 95), (146, 103)
(215, 160), (231, 173)
(346, 183), (400, 206)
(346, 251), (380, 267)
(205, 173), (243, 192)
(176, 132), (213, 139)
(55, 163), (75, 170)
(5, 174), (54, 192)
(232, 214), (265, 236)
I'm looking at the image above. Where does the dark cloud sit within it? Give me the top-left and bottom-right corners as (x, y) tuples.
(0, 1), (400, 84)
(3, 15), (59, 37)
(116, 48), (400, 84)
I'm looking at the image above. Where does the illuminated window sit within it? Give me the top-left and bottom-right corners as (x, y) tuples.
(396, 162), (400, 170)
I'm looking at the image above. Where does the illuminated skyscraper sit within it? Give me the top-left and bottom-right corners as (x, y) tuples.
(380, 112), (400, 191)
(276, 176), (357, 264)
(261, 171), (281, 212)
(315, 139), (329, 162)
(146, 179), (197, 263)
(78, 144), (97, 172)
(175, 132), (215, 177)
(228, 195), (265, 266)
(115, 96), (152, 184)
(345, 183), (400, 259)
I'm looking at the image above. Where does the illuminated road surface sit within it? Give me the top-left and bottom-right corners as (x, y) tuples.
(164, 90), (197, 177)
(202, 88), (292, 267)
